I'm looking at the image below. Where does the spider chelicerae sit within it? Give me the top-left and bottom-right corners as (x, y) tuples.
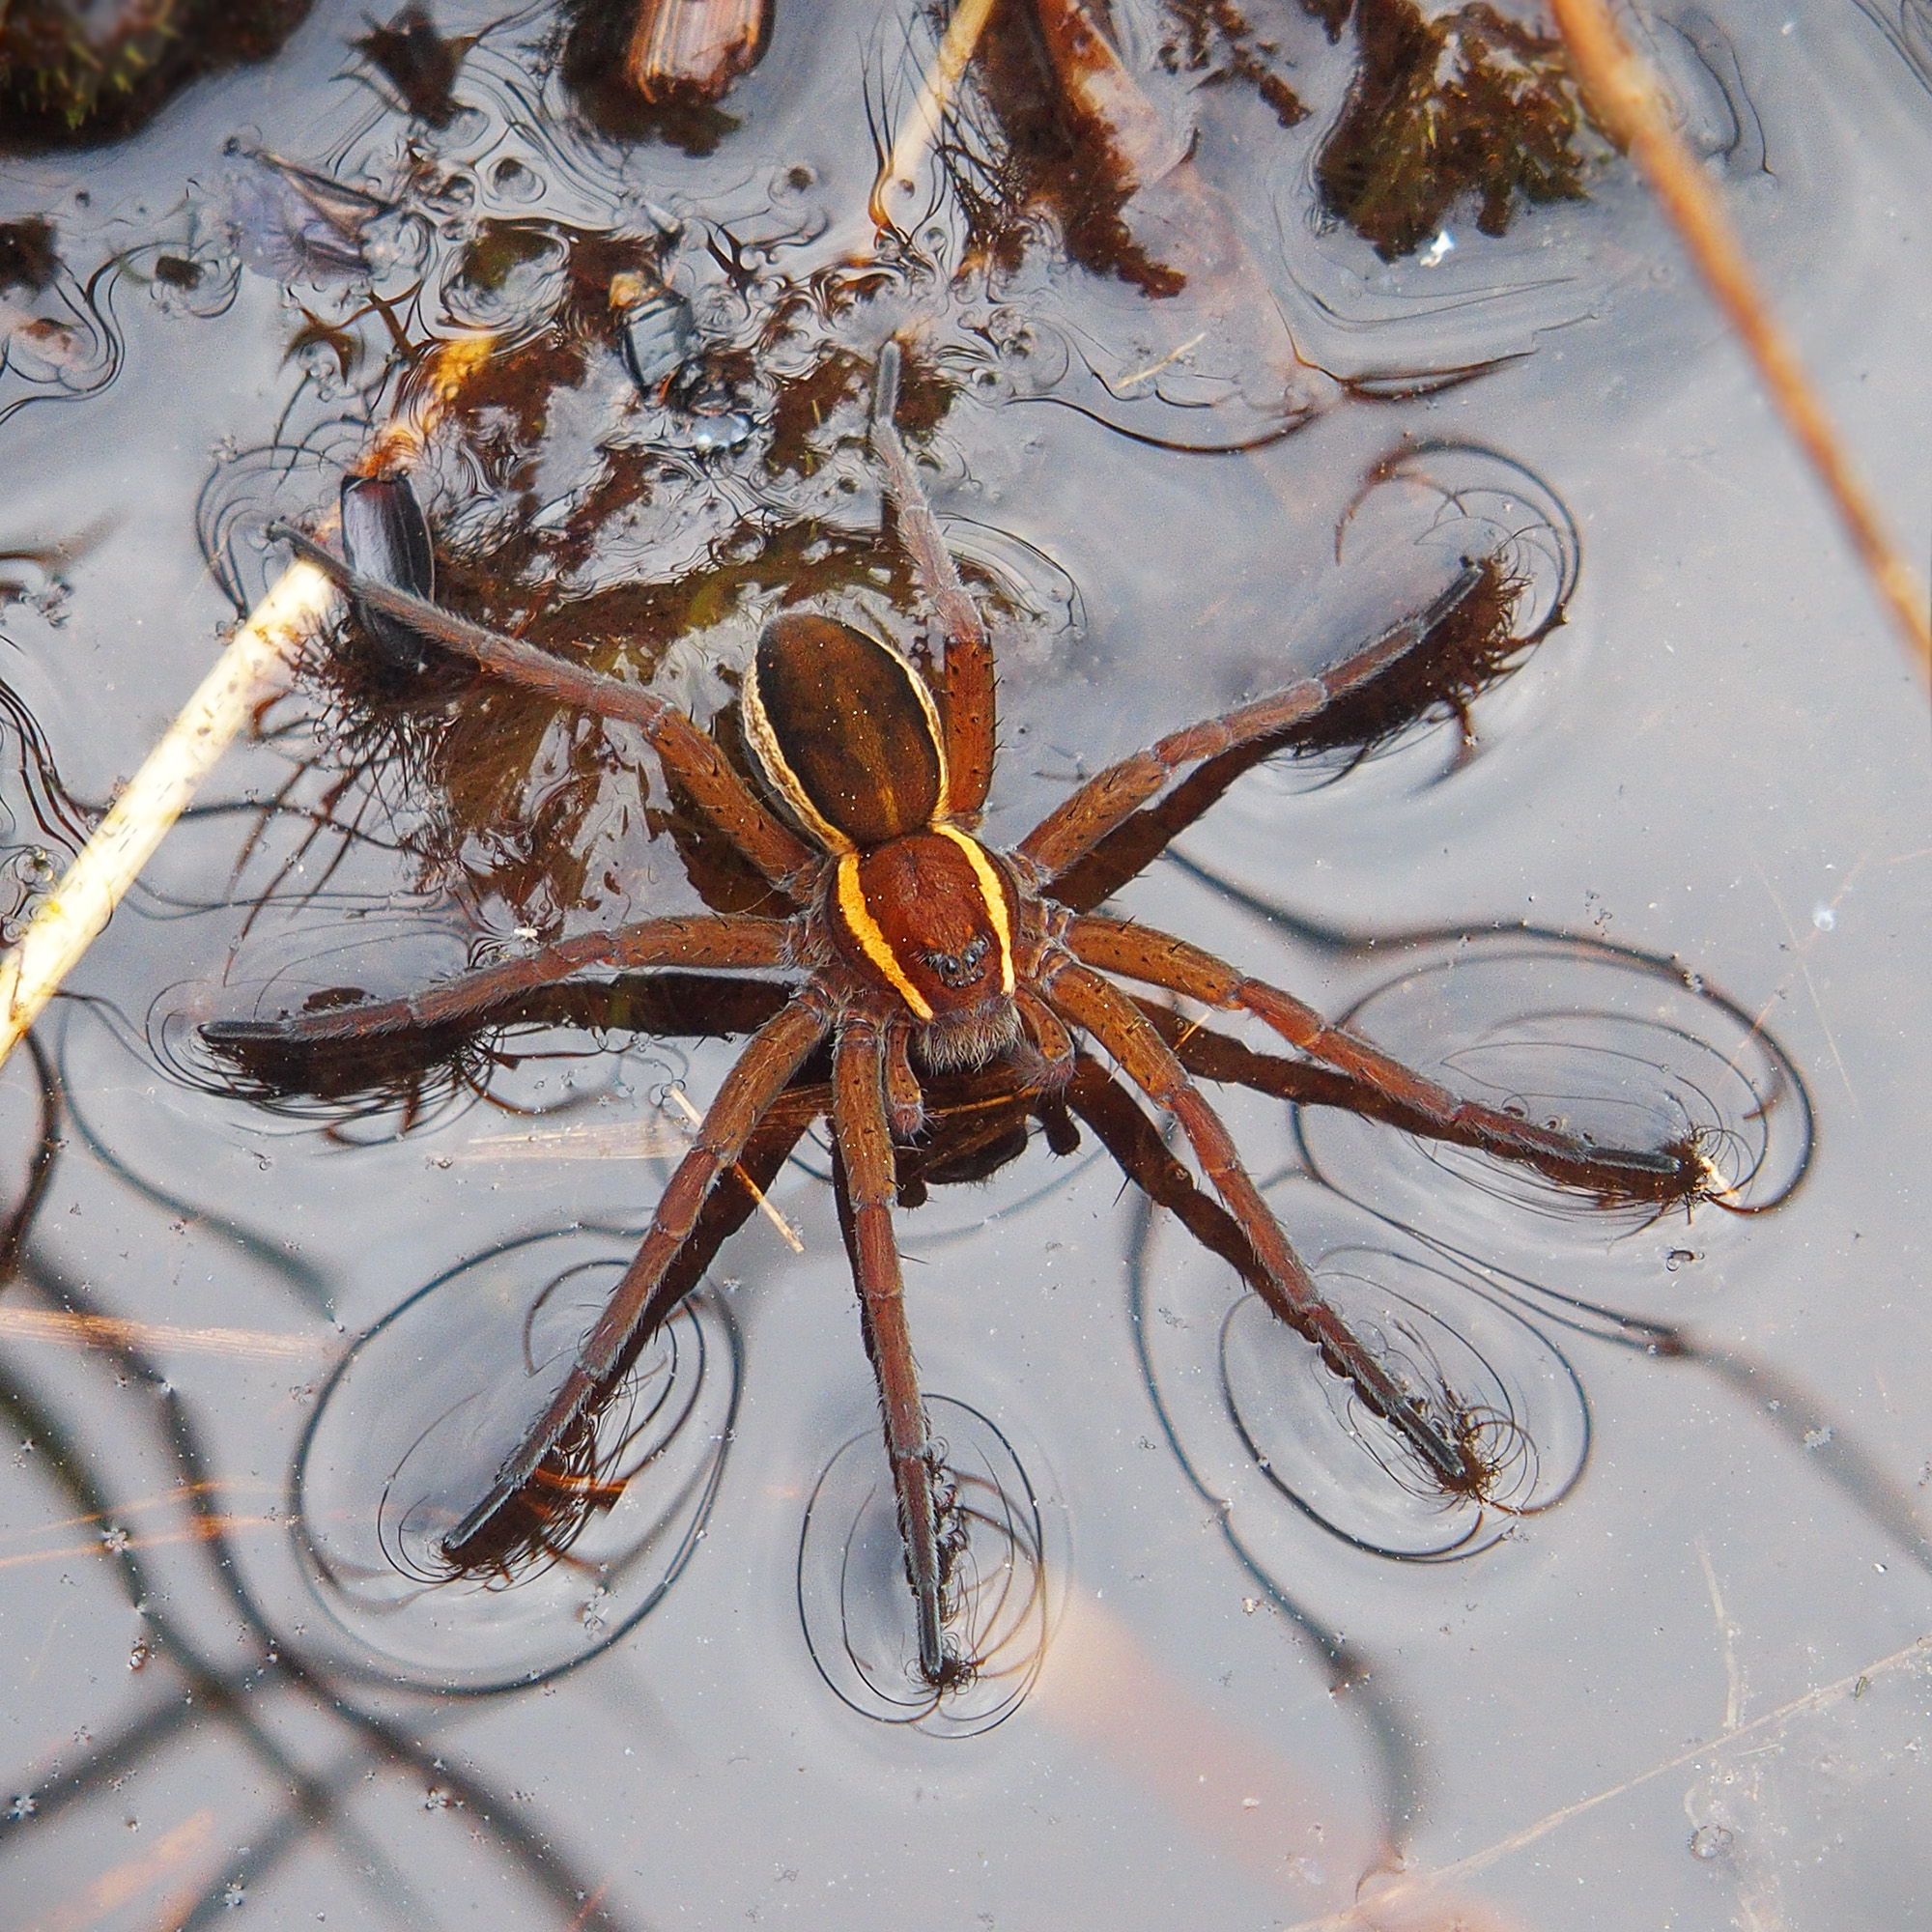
(220, 340), (1703, 1686)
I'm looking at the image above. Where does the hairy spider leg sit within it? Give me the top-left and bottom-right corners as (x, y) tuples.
(204, 916), (790, 1046)
(1048, 569), (1506, 915)
(445, 993), (830, 1554)
(1130, 999), (1394, 1114)
(1041, 958), (1474, 1488)
(832, 1020), (954, 1683)
(1013, 985), (1077, 1074)
(881, 1018), (924, 1136)
(1067, 916), (1693, 1191)
(1063, 1052), (1269, 1292)
(272, 525), (815, 895)
(869, 341), (997, 823)
(1121, 1000), (1682, 1207)
(1015, 610), (1438, 883)
(469, 1088), (828, 1565)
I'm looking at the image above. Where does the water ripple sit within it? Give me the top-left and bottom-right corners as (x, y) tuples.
(294, 1228), (739, 1690)
(797, 1396), (1062, 1735)
(1140, 1182), (1587, 1565)
(1298, 935), (1812, 1276)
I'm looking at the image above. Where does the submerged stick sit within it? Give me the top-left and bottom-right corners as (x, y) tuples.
(0, 561), (335, 1067)
(662, 1085), (805, 1252)
(1549, 0), (1932, 684)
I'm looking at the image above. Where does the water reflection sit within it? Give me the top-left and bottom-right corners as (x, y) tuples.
(297, 1230), (739, 1689)
(1219, 1232), (1590, 1556)
(0, 1021), (632, 1925)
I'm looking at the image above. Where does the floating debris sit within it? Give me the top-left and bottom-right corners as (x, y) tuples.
(0, 0), (308, 148)
(1316, 0), (1605, 260)
(612, 275), (696, 395)
(352, 1), (473, 127)
(340, 475), (438, 671)
(226, 144), (391, 282)
(0, 217), (58, 295)
(625, 0), (770, 103)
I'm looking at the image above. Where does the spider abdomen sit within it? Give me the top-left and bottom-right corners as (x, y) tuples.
(741, 612), (948, 850)
(831, 830), (1016, 1026)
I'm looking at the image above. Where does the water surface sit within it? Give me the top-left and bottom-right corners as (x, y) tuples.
(1, 3), (1929, 1927)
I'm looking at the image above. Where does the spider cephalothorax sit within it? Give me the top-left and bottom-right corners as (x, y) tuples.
(742, 611), (1034, 1083)
(229, 342), (1707, 1686)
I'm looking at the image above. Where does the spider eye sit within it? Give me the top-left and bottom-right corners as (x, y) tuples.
(923, 937), (988, 989)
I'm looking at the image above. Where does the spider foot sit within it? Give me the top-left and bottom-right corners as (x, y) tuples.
(922, 1646), (978, 1692)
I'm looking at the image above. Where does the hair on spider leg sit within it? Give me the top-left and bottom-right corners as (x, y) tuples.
(799, 1390), (1052, 1727)
(1277, 551), (1544, 774)
(429, 1404), (614, 1582)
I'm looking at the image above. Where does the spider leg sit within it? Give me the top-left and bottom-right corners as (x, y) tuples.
(870, 342), (996, 824)
(272, 525), (815, 895)
(443, 992), (831, 1555)
(1048, 569), (1501, 912)
(462, 1087), (824, 1566)
(882, 1016), (925, 1136)
(1018, 599), (1468, 883)
(1068, 916), (1694, 1194)
(831, 1017), (953, 1685)
(1041, 958), (1472, 1489)
(1014, 986), (1077, 1087)
(1063, 1052), (1265, 1292)
(1130, 998), (1385, 1112)
(1129, 998), (1696, 1207)
(205, 914), (792, 1046)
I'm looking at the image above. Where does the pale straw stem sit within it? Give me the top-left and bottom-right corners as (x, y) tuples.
(870, 0), (1001, 229)
(662, 1085), (805, 1252)
(1549, 0), (1932, 683)
(0, 559), (336, 1067)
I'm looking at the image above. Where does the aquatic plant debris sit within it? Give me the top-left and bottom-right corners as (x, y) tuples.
(1316, 0), (1604, 260)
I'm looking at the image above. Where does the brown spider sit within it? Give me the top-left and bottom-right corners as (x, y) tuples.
(228, 341), (1699, 1685)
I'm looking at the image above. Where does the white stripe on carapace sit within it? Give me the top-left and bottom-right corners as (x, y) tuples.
(740, 628), (950, 856)
(835, 852), (933, 1020)
(933, 825), (1015, 994)
(740, 652), (853, 856)
(899, 645), (951, 813)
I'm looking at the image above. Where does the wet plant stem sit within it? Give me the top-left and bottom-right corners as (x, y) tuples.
(1550, 0), (1932, 686)
(0, 561), (332, 1069)
(870, 0), (1000, 228)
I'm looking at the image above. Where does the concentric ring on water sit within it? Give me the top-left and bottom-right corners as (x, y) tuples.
(293, 1227), (738, 1690)
(796, 1396), (1062, 1736)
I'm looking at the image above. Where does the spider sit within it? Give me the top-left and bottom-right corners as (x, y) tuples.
(224, 341), (1702, 1686)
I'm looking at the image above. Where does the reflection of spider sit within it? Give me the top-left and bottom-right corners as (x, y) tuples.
(223, 342), (1702, 1685)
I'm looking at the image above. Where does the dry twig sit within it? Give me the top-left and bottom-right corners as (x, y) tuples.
(0, 560), (334, 1067)
(870, 0), (1001, 228)
(0, 337), (494, 1072)
(1550, 0), (1932, 684)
